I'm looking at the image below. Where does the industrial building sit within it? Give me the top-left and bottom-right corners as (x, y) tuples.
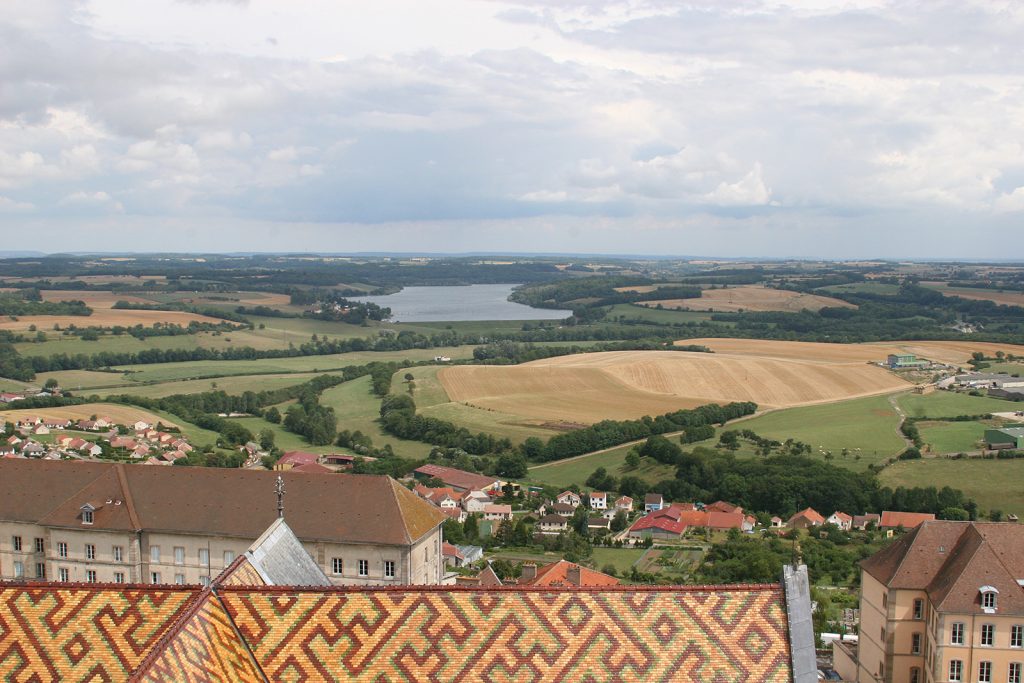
(985, 426), (1024, 450)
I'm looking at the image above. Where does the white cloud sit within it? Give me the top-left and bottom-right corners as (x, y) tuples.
(59, 190), (124, 213)
(0, 195), (35, 212)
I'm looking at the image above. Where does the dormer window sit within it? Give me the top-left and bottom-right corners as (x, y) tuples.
(81, 505), (94, 525)
(980, 586), (999, 612)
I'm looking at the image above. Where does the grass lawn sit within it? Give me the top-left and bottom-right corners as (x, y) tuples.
(721, 394), (905, 469)
(113, 346), (475, 382)
(897, 391), (1018, 418)
(228, 416), (341, 455)
(320, 376), (429, 459)
(589, 547), (645, 574)
(917, 420), (990, 454)
(880, 458), (1024, 515)
(527, 443), (677, 489)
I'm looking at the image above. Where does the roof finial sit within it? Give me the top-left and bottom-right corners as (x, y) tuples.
(275, 475), (285, 519)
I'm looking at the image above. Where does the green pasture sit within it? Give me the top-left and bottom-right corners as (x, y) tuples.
(896, 391), (1017, 418)
(880, 458), (1024, 515)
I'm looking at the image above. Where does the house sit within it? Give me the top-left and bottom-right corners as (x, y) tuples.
(852, 513), (880, 530)
(162, 450), (188, 463)
(291, 463), (332, 474)
(77, 420), (99, 431)
(826, 511), (853, 531)
(461, 490), (492, 513)
(587, 516), (611, 532)
(518, 559), (619, 588)
(81, 443), (103, 457)
(556, 491), (582, 508)
(442, 542), (466, 568)
(274, 451), (320, 471)
(413, 485), (465, 511)
(770, 516), (784, 528)
(455, 544), (483, 565)
(132, 445), (150, 459)
(132, 420), (152, 431)
(171, 440), (193, 453)
(537, 514), (569, 535)
(644, 493), (665, 512)
(743, 515), (757, 532)
(0, 392), (24, 403)
(706, 500), (743, 515)
(413, 464), (501, 493)
(706, 511), (745, 530)
(16, 416), (42, 428)
(482, 504), (513, 522)
(31, 425), (49, 436)
(834, 521), (1024, 683)
(879, 510), (936, 530)
(441, 507), (467, 523)
(614, 496), (633, 513)
(628, 506), (688, 539)
(589, 492), (607, 510)
(787, 507), (825, 529)
(551, 502), (576, 517)
(43, 418), (70, 429)
(454, 563), (503, 587)
(110, 437), (137, 450)
(22, 442), (45, 457)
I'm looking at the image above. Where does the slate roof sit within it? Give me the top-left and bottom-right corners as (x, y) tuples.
(0, 459), (445, 547)
(0, 579), (802, 682)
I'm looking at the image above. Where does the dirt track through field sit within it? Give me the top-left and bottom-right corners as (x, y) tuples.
(439, 349), (911, 423)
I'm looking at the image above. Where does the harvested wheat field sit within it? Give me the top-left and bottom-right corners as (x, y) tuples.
(40, 290), (155, 308)
(0, 403), (178, 428)
(438, 350), (910, 423)
(934, 286), (1024, 308)
(679, 338), (1024, 366)
(0, 309), (225, 331)
(643, 285), (855, 313)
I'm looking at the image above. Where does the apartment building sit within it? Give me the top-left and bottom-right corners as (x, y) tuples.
(835, 520), (1024, 683)
(0, 459), (446, 587)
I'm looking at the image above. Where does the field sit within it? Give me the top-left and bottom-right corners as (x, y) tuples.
(0, 403), (180, 429)
(37, 370), (129, 390)
(0, 309), (225, 331)
(320, 376), (429, 458)
(880, 458), (1024, 515)
(39, 290), (156, 307)
(985, 362), (1024, 375)
(925, 283), (1024, 308)
(527, 443), (678, 488)
(439, 349), (910, 424)
(588, 548), (646, 574)
(641, 285), (855, 313)
(112, 346), (475, 382)
(88, 373), (327, 399)
(716, 393), (906, 468)
(604, 304), (716, 324)
(896, 391), (1018, 418)
(678, 338), (1024, 366)
(817, 282), (901, 295)
(917, 421), (990, 454)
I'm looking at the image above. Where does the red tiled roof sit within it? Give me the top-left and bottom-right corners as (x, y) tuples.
(519, 559), (620, 587)
(787, 507), (825, 526)
(879, 510), (935, 529)
(414, 464), (499, 491)
(276, 451), (320, 466)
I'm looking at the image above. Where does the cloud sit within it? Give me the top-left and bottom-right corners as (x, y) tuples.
(0, 195), (34, 212)
(59, 190), (124, 213)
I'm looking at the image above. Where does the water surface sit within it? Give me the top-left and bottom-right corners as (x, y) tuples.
(352, 284), (572, 322)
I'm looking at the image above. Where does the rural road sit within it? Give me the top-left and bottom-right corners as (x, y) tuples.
(888, 393), (916, 450)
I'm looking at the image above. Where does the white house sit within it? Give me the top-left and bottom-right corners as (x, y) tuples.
(589, 492), (607, 510)
(462, 490), (492, 513)
(556, 491), (582, 508)
(614, 496), (634, 513)
(644, 493), (665, 513)
(826, 511), (853, 531)
(483, 504), (513, 522)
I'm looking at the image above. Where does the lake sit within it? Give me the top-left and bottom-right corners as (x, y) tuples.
(351, 284), (572, 322)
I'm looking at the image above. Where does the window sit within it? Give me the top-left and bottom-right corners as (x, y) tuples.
(882, 593), (888, 608)
(151, 572), (161, 584)
(331, 558), (343, 575)
(199, 576), (210, 587)
(13, 561), (23, 578)
(174, 574), (185, 585)
(982, 624), (995, 647)
(113, 546), (123, 563)
(358, 559), (368, 577)
(949, 659), (963, 682)
(912, 632), (922, 655)
(150, 546), (160, 563)
(57, 541), (67, 558)
(82, 509), (93, 525)
(910, 667), (920, 683)
(198, 548), (209, 567)
(34, 537), (44, 553)
(1010, 663), (1022, 683)
(952, 622), (965, 645)
(224, 551), (235, 566)
(35, 563), (45, 579)
(58, 568), (69, 582)
(1014, 626), (1024, 648)
(12, 536), (21, 552)
(86, 570), (96, 583)
(983, 590), (998, 611)
(913, 598), (924, 620)
(85, 544), (95, 560)
(173, 547), (184, 565)
(385, 560), (396, 579)
(114, 572), (124, 584)
(979, 661), (992, 683)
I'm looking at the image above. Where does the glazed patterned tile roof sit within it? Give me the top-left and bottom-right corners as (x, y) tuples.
(0, 583), (197, 682)
(221, 585), (793, 682)
(0, 581), (797, 682)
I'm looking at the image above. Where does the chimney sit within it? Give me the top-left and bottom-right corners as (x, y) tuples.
(521, 563), (537, 581)
(567, 564), (582, 586)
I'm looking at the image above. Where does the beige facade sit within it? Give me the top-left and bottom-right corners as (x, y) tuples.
(836, 521), (1024, 683)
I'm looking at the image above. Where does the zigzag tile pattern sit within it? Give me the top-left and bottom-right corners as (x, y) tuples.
(0, 585), (195, 682)
(220, 586), (792, 683)
(134, 592), (264, 683)
(216, 557), (266, 587)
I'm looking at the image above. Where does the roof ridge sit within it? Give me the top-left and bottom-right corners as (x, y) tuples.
(885, 524), (923, 587)
(211, 587), (270, 683)
(215, 582), (785, 594)
(116, 463), (141, 531)
(127, 587), (215, 681)
(388, 477), (414, 545)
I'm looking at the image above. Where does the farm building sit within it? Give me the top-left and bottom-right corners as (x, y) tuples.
(887, 353), (928, 369)
(985, 426), (1024, 450)
(955, 372), (1024, 389)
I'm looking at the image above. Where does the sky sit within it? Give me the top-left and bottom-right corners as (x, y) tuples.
(1, 0), (1023, 258)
